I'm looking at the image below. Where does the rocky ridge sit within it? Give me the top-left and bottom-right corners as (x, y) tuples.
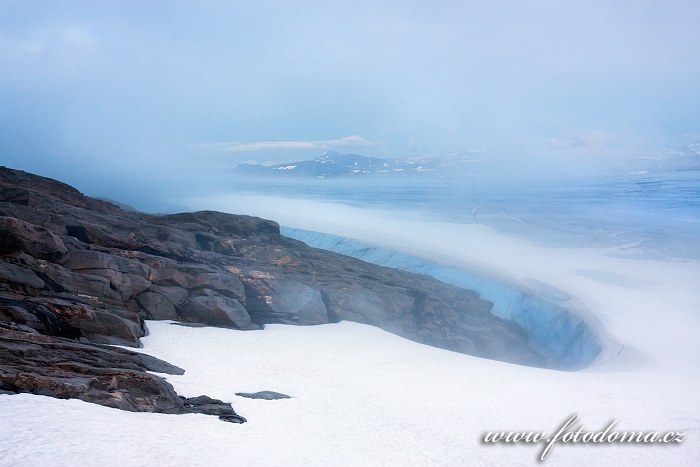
(0, 166), (542, 419)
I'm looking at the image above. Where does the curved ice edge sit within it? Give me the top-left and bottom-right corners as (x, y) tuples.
(282, 226), (622, 371)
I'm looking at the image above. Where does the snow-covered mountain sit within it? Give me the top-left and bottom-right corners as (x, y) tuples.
(233, 144), (700, 179)
(233, 151), (483, 178)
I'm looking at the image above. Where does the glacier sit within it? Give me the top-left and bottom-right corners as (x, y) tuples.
(282, 226), (611, 371)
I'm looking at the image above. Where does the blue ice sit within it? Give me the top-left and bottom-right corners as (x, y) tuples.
(282, 227), (604, 370)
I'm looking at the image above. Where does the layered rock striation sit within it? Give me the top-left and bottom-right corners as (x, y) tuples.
(0, 166), (542, 418)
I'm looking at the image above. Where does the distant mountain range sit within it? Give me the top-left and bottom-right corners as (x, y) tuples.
(233, 151), (484, 178)
(233, 145), (700, 179)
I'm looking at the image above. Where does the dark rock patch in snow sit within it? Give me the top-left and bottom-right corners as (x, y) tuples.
(236, 391), (292, 400)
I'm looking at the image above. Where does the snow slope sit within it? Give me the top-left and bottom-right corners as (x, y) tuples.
(1, 318), (698, 466)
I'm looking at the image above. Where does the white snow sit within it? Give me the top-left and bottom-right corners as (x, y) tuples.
(2, 196), (699, 466)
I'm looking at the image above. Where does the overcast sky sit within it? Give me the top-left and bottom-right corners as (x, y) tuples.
(1, 0), (699, 196)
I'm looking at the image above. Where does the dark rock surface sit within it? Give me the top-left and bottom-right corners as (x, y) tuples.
(0, 166), (543, 419)
(0, 327), (184, 412)
(236, 391), (292, 400)
(181, 395), (247, 423)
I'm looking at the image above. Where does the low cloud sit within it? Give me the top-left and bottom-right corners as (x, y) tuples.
(196, 135), (376, 153)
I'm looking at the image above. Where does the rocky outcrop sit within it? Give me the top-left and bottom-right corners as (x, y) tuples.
(0, 217), (69, 262)
(0, 327), (244, 422)
(0, 166), (543, 417)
